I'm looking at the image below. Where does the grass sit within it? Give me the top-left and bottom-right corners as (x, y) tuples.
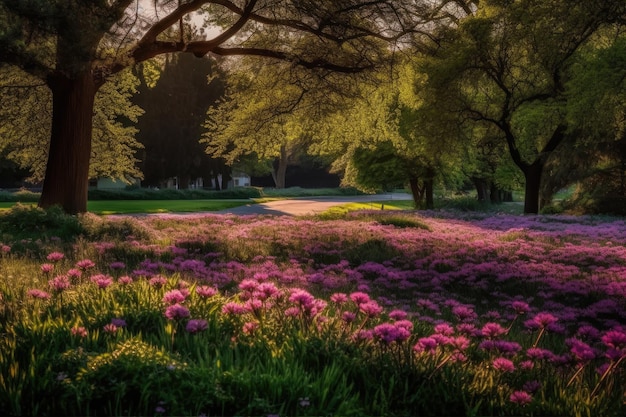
(0, 200), (251, 214)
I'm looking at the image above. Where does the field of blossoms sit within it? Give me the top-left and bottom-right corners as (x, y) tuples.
(0, 208), (625, 416)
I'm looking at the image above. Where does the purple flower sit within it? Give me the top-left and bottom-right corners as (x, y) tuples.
(373, 323), (402, 344)
(567, 338), (596, 362)
(238, 279), (259, 292)
(255, 282), (280, 300)
(509, 391), (532, 406)
(186, 319), (208, 334)
(109, 261), (126, 270)
(434, 323), (454, 336)
(342, 311), (357, 323)
(452, 305), (477, 322)
(164, 304), (190, 320)
(492, 357), (515, 372)
(111, 318), (126, 328)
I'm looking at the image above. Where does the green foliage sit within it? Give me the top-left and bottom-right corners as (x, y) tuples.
(0, 67), (144, 183)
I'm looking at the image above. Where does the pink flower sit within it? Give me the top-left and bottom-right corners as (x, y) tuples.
(452, 305), (477, 322)
(481, 322), (507, 339)
(373, 323), (405, 344)
(48, 275), (71, 292)
(529, 312), (558, 329)
(289, 289), (315, 307)
(238, 279), (259, 292)
(196, 286), (218, 298)
(75, 259), (95, 270)
(162, 289), (187, 305)
(492, 357), (515, 372)
(284, 306), (301, 317)
(67, 268), (82, 280)
(255, 282), (280, 300)
(222, 302), (247, 315)
(415, 337), (438, 354)
(511, 301), (530, 315)
(186, 319), (208, 334)
(71, 326), (88, 338)
(330, 293), (348, 304)
(103, 323), (118, 334)
(342, 311), (357, 323)
(359, 300), (383, 317)
(27, 289), (51, 300)
(41, 263), (54, 274)
(434, 323), (454, 336)
(149, 275), (167, 288)
(349, 291), (371, 305)
(46, 252), (64, 262)
(118, 275), (133, 285)
(164, 304), (190, 320)
(388, 309), (408, 321)
(90, 274), (113, 289)
(567, 338), (596, 362)
(509, 391), (532, 406)
(242, 321), (258, 335)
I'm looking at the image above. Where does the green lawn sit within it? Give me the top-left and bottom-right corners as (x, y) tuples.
(0, 199), (251, 214)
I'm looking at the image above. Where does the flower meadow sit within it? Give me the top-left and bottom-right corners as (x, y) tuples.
(0, 209), (625, 416)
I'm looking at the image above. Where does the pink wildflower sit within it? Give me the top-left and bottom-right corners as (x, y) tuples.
(71, 326), (88, 338)
(349, 291), (371, 305)
(164, 304), (190, 320)
(330, 293), (348, 304)
(196, 285), (218, 298)
(149, 275), (167, 288)
(46, 252), (64, 262)
(389, 309), (408, 321)
(289, 289), (315, 307)
(359, 300), (383, 318)
(27, 289), (51, 300)
(492, 357), (515, 372)
(415, 337), (438, 354)
(48, 275), (71, 292)
(342, 311), (357, 323)
(90, 274), (113, 289)
(222, 302), (247, 315)
(103, 323), (118, 334)
(75, 259), (95, 270)
(511, 301), (530, 315)
(509, 391), (532, 406)
(481, 322), (507, 339)
(41, 263), (54, 274)
(67, 268), (82, 280)
(242, 321), (259, 335)
(162, 289), (187, 305)
(434, 323), (455, 336)
(118, 275), (133, 285)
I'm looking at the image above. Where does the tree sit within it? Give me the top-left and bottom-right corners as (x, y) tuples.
(134, 53), (226, 189)
(0, 65), (143, 184)
(420, 0), (626, 213)
(0, 0), (461, 213)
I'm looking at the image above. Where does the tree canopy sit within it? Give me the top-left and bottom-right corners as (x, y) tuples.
(0, 0), (464, 213)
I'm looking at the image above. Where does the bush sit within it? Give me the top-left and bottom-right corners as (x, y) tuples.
(87, 187), (262, 200)
(0, 205), (83, 242)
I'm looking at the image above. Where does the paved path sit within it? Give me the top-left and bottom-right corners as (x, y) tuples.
(216, 193), (413, 216)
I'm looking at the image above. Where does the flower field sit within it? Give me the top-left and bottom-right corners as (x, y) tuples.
(1, 209), (625, 416)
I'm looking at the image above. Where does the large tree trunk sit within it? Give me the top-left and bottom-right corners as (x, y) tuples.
(425, 178), (434, 209)
(272, 145), (288, 189)
(472, 177), (489, 202)
(523, 162), (543, 214)
(408, 176), (424, 208)
(39, 71), (97, 214)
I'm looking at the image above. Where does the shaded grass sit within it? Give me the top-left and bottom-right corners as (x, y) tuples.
(0, 200), (252, 215)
